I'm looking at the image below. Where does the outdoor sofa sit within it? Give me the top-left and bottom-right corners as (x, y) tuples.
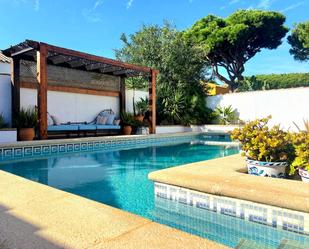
(47, 109), (121, 137)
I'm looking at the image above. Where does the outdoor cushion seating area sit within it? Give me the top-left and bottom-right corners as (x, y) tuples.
(47, 109), (121, 137)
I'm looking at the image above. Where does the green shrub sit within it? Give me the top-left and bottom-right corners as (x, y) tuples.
(214, 105), (238, 125)
(135, 97), (149, 116)
(238, 73), (309, 92)
(13, 107), (38, 129)
(231, 116), (295, 162)
(120, 112), (136, 126)
(0, 113), (8, 129)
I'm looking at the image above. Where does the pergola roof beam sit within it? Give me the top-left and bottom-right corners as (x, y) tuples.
(11, 47), (34, 57)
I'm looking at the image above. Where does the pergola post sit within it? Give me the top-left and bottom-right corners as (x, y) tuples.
(119, 76), (126, 113)
(11, 57), (20, 125)
(37, 43), (48, 139)
(149, 69), (157, 134)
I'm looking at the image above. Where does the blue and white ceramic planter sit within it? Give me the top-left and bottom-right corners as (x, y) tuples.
(298, 168), (309, 182)
(246, 158), (287, 178)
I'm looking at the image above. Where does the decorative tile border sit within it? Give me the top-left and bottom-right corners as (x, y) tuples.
(154, 182), (309, 236)
(0, 132), (236, 162)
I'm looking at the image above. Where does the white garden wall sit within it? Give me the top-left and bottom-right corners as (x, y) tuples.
(207, 87), (309, 131)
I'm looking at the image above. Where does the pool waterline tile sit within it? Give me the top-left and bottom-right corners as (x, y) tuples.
(0, 132), (236, 162)
(154, 182), (309, 236)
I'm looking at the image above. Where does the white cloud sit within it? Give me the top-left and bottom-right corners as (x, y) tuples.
(280, 1), (304, 13)
(126, 0), (133, 9)
(34, 0), (39, 11)
(220, 0), (241, 10)
(94, 0), (103, 9)
(83, 0), (104, 23)
(229, 0), (240, 5)
(257, 0), (272, 9)
(12, 0), (40, 11)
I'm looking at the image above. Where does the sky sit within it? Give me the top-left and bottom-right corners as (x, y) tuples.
(0, 0), (308, 76)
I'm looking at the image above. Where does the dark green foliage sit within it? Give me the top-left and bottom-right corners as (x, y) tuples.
(184, 10), (289, 91)
(238, 73), (309, 92)
(288, 21), (309, 62)
(120, 112), (136, 126)
(0, 113), (8, 129)
(135, 97), (149, 115)
(13, 107), (38, 129)
(115, 22), (213, 125)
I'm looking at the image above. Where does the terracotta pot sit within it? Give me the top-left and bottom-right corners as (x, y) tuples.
(19, 128), (35, 141)
(134, 115), (144, 122)
(123, 126), (132, 135)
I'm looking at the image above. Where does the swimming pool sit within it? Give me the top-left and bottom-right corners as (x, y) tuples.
(1, 134), (308, 248)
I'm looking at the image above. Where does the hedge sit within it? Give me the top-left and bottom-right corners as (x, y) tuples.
(238, 73), (309, 92)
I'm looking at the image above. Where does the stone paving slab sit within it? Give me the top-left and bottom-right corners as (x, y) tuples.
(0, 170), (229, 249)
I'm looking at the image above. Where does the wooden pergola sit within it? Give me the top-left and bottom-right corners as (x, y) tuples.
(2, 40), (158, 139)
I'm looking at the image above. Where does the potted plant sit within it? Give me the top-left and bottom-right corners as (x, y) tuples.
(14, 107), (38, 141)
(121, 112), (136, 135)
(290, 132), (309, 182)
(231, 116), (294, 178)
(135, 97), (149, 122)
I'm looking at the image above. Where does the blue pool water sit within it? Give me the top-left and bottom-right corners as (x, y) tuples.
(1, 135), (309, 248)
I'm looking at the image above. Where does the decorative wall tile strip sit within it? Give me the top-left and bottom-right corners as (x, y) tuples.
(0, 133), (236, 162)
(154, 182), (309, 236)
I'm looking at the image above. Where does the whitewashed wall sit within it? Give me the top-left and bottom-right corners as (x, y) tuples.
(125, 89), (148, 113)
(0, 77), (148, 125)
(207, 87), (309, 131)
(0, 62), (11, 125)
(20, 88), (120, 123)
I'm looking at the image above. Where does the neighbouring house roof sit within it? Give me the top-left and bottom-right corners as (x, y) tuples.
(2, 40), (155, 77)
(0, 52), (11, 63)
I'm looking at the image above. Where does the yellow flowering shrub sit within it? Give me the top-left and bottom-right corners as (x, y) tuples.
(290, 132), (309, 174)
(231, 116), (294, 162)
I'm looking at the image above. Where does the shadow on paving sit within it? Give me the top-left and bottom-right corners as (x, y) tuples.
(0, 204), (64, 249)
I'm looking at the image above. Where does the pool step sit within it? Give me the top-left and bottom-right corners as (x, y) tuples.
(278, 239), (309, 249)
(235, 239), (272, 249)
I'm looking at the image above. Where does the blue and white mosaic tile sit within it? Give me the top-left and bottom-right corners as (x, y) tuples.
(154, 182), (309, 236)
(0, 133), (211, 162)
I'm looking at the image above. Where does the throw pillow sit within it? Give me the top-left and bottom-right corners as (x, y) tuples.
(47, 113), (54, 126)
(113, 119), (120, 125)
(51, 115), (60, 126)
(96, 116), (108, 125)
(105, 114), (115, 125)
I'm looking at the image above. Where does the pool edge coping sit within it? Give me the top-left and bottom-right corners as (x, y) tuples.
(148, 154), (309, 213)
(0, 169), (230, 249)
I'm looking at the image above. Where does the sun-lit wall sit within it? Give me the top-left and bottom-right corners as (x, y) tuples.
(207, 87), (309, 131)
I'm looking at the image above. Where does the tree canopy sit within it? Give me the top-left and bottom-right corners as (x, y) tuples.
(115, 23), (212, 125)
(288, 21), (309, 62)
(184, 10), (289, 91)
